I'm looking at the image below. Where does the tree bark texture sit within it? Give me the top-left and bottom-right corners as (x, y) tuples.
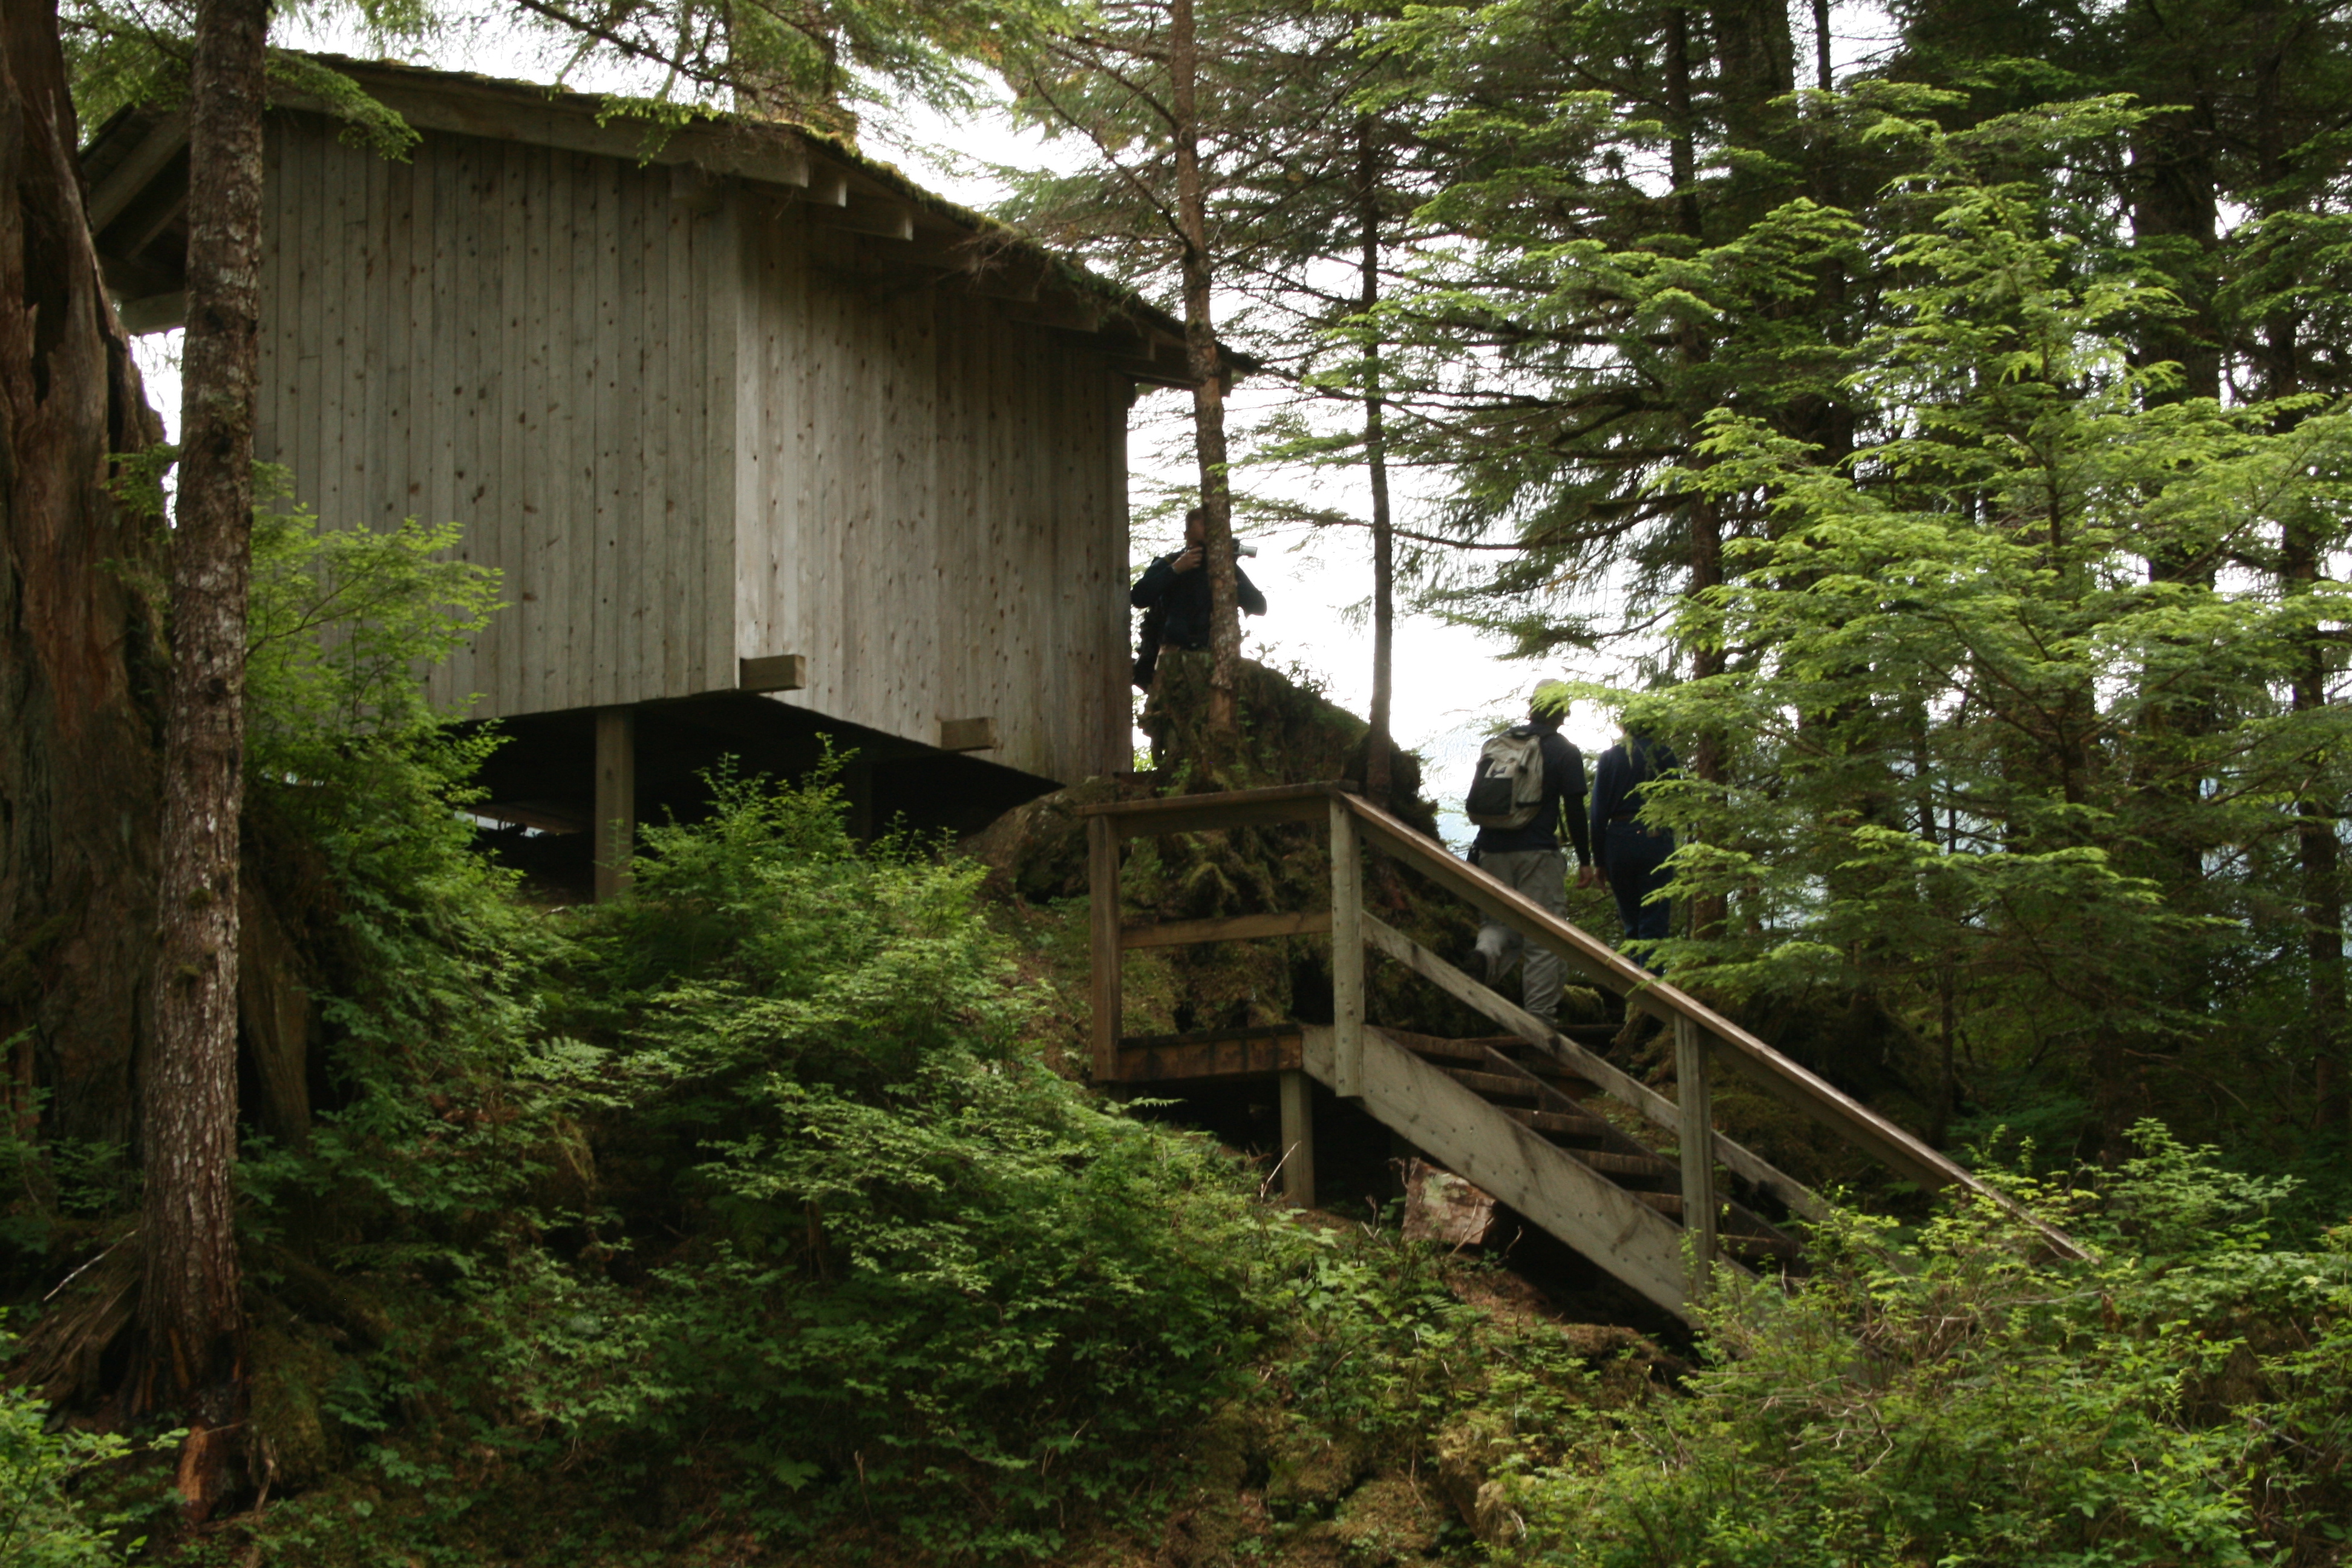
(1664, 8), (1703, 239)
(1169, 0), (1241, 737)
(1665, 5), (1725, 940)
(2283, 512), (2346, 1129)
(0, 0), (166, 1153)
(1356, 115), (1394, 805)
(2251, 50), (2345, 1132)
(142, 0), (267, 1450)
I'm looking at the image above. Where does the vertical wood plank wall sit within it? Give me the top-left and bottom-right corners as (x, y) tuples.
(252, 111), (1131, 786)
(256, 113), (733, 713)
(731, 202), (1131, 783)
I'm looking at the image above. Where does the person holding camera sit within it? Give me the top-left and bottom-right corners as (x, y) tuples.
(1131, 507), (1267, 688)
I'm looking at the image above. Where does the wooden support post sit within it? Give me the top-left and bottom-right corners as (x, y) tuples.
(1330, 798), (1365, 1099)
(1675, 1014), (1718, 1294)
(1088, 815), (1123, 1086)
(841, 759), (874, 841)
(1278, 1070), (1316, 1206)
(593, 706), (636, 903)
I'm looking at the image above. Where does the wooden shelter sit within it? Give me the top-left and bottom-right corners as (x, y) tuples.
(83, 57), (1205, 890)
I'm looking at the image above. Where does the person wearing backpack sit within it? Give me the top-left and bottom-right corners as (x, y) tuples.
(1582, 721), (1681, 949)
(1463, 690), (1592, 1025)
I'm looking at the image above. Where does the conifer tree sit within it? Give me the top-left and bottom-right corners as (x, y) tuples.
(1002, 0), (1290, 736)
(137, 0), (268, 1508)
(1185, 0), (1437, 798)
(1640, 117), (2352, 1144)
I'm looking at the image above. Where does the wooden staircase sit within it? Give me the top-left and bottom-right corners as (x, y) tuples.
(1081, 783), (2081, 1321)
(1380, 1028), (1806, 1271)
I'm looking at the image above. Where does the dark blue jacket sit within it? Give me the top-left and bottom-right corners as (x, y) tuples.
(1589, 734), (1679, 862)
(1472, 728), (1592, 863)
(1131, 553), (1266, 650)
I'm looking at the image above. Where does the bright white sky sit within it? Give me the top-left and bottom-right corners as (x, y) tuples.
(130, 4), (1714, 834)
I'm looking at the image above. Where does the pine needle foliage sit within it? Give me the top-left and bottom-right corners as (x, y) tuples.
(1616, 120), (2352, 1151)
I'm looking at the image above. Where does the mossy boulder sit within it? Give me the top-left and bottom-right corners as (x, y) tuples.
(1266, 1428), (1373, 1518)
(1332, 1474), (1445, 1563)
(967, 656), (1498, 1044)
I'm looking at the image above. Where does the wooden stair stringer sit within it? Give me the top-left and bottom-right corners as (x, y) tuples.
(1301, 1025), (1713, 1322)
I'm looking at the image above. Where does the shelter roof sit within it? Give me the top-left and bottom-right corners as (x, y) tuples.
(82, 52), (1230, 388)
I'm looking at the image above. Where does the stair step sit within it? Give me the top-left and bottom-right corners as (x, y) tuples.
(1439, 1066), (1546, 1102)
(1575, 1149), (1679, 1183)
(1391, 1031), (1501, 1063)
(1392, 1030), (1598, 1080)
(1627, 1191), (1802, 1250)
(1722, 1232), (1807, 1264)
(1498, 1105), (1611, 1140)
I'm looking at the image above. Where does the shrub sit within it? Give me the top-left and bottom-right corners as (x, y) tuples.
(1503, 1126), (2352, 1567)
(0, 1332), (142, 1567)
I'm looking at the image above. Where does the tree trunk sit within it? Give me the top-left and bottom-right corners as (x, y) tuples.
(1665, 5), (1726, 941)
(2285, 526), (2345, 1131)
(1664, 7), (1703, 240)
(0, 0), (166, 1158)
(141, 0), (267, 1501)
(1170, 0), (1240, 737)
(1357, 115), (1394, 806)
(2253, 44), (2347, 1132)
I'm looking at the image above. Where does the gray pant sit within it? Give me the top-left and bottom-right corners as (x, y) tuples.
(1473, 848), (1568, 1023)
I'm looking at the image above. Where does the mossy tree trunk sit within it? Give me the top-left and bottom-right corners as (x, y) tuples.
(1357, 114), (1394, 805)
(1170, 0), (1241, 737)
(141, 0), (268, 1506)
(0, 0), (165, 1157)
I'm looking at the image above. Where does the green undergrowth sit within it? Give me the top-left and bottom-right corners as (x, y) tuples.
(1498, 1132), (2352, 1568)
(12, 515), (2352, 1567)
(21, 745), (1642, 1566)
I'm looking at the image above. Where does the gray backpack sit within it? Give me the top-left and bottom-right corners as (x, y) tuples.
(1464, 727), (1547, 829)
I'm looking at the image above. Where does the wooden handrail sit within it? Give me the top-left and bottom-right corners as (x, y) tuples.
(1081, 780), (2085, 1266)
(1334, 791), (2088, 1261)
(1078, 781), (1343, 837)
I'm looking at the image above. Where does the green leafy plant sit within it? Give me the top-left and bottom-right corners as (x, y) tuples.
(1503, 1128), (2352, 1567)
(0, 1324), (151, 1567)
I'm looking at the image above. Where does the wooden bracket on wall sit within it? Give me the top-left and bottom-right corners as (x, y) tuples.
(87, 111), (189, 231)
(118, 290), (187, 335)
(938, 716), (998, 752)
(1008, 289), (1106, 335)
(739, 653), (808, 693)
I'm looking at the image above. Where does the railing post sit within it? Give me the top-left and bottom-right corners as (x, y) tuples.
(1674, 1014), (1717, 1295)
(1330, 797), (1365, 1098)
(1088, 815), (1122, 1086)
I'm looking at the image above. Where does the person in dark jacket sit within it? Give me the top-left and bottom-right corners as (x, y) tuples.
(1468, 693), (1593, 1025)
(1582, 722), (1680, 950)
(1130, 508), (1267, 685)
